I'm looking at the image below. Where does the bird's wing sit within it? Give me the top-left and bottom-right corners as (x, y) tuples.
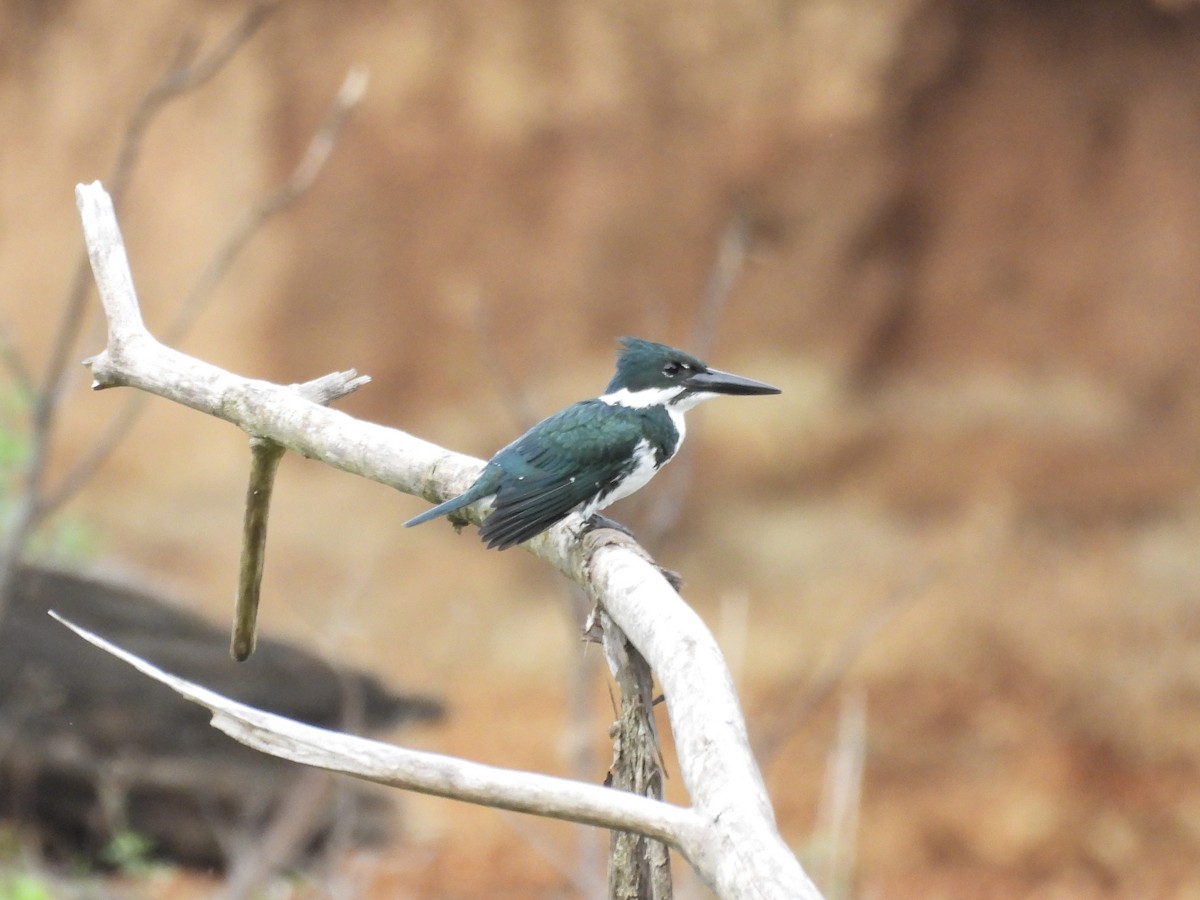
(479, 401), (650, 549)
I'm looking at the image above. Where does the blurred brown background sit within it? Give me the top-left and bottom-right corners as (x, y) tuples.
(4, 0), (1200, 896)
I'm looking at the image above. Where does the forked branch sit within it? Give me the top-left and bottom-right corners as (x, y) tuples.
(73, 181), (821, 900)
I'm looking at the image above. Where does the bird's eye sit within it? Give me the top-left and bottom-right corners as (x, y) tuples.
(663, 361), (682, 377)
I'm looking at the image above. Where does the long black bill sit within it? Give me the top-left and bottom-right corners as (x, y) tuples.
(684, 367), (781, 396)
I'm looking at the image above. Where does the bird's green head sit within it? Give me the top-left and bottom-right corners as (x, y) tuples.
(602, 337), (780, 409)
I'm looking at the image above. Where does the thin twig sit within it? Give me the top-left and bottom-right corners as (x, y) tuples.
(814, 693), (866, 899)
(40, 66), (367, 516)
(638, 208), (752, 544)
(471, 290), (543, 431)
(230, 369), (371, 661)
(230, 438), (286, 661)
(497, 812), (600, 896)
(754, 571), (932, 767)
(220, 769), (336, 900)
(228, 561), (393, 898)
(0, 0), (281, 617)
(164, 65), (368, 344)
(691, 205), (752, 358)
(0, 321), (34, 397)
(108, 2), (280, 203)
(566, 637), (608, 896)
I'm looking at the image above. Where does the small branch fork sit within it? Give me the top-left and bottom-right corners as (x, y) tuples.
(72, 182), (821, 900)
(0, 2), (283, 616)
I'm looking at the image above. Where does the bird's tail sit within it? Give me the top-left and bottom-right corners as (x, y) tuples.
(404, 473), (497, 528)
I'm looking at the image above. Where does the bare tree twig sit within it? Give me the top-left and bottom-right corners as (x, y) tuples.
(471, 292), (543, 432)
(813, 693), (865, 899)
(0, 259), (93, 605)
(74, 180), (822, 900)
(108, 1), (280, 202)
(497, 811), (601, 896)
(566, 633), (608, 896)
(638, 208), (752, 544)
(61, 0), (279, 423)
(0, 321), (34, 397)
(165, 65), (368, 345)
(41, 66), (367, 518)
(0, 0), (281, 616)
(231, 437), (286, 662)
(691, 206), (753, 358)
(753, 571), (931, 767)
(231, 369), (370, 661)
(219, 769), (337, 900)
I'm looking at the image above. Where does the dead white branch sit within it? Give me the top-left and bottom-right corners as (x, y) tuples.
(73, 180), (821, 900)
(49, 613), (701, 845)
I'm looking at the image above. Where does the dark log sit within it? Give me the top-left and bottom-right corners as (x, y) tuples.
(0, 564), (443, 870)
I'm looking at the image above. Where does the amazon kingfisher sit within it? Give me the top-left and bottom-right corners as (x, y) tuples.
(404, 337), (781, 549)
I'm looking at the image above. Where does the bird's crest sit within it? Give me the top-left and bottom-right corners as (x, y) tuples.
(606, 337), (707, 393)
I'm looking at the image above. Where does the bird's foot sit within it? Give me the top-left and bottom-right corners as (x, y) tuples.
(583, 515), (683, 589)
(583, 513), (637, 541)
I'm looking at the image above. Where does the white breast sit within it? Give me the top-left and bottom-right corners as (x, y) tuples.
(583, 432), (679, 518)
(584, 392), (689, 517)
